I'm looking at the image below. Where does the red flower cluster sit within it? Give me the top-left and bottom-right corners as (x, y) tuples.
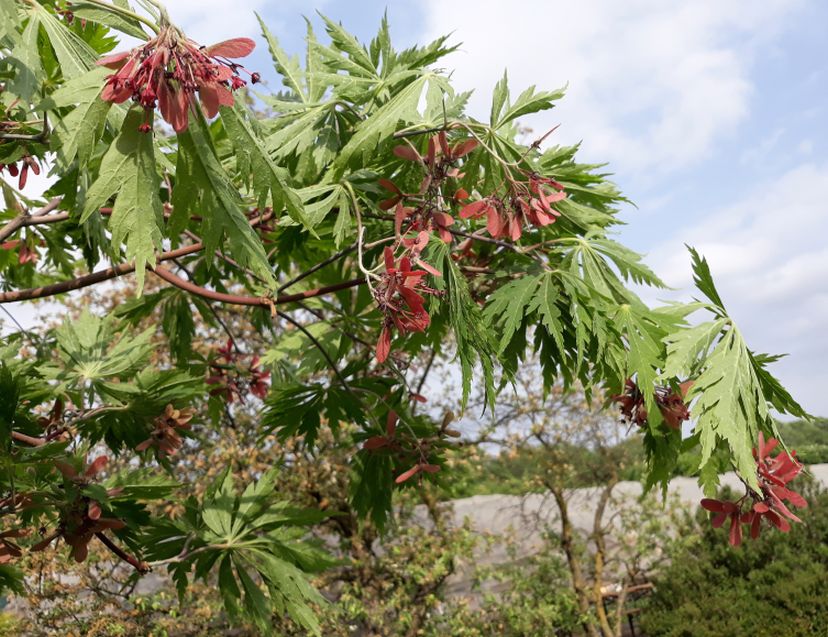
(98, 28), (257, 132)
(373, 247), (440, 363)
(701, 433), (806, 546)
(0, 155), (41, 189)
(136, 403), (194, 457)
(460, 173), (564, 241)
(206, 339), (270, 402)
(612, 379), (692, 429)
(34, 456), (127, 563)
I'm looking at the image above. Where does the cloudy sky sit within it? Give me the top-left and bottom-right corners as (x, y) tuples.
(4, 0), (827, 416)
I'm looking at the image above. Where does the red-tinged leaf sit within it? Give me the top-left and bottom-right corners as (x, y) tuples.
(97, 50), (131, 69)
(85, 455), (108, 477)
(204, 37), (256, 58)
(454, 188), (469, 201)
(379, 178), (401, 194)
(386, 411), (397, 437)
(31, 535), (56, 552)
(711, 512), (728, 528)
(395, 465), (421, 484)
(399, 287), (426, 314)
(508, 215), (522, 241)
(416, 258), (442, 278)
(420, 463), (440, 474)
(384, 247), (396, 271)
(70, 538), (90, 563)
(751, 513), (762, 539)
(438, 131), (450, 158)
(451, 139), (478, 158)
(393, 145), (421, 162)
(486, 207), (503, 237)
(729, 514), (742, 547)
(96, 518), (126, 531)
(363, 436), (389, 450)
(426, 136), (436, 165)
(199, 83), (234, 119)
(54, 460), (77, 479)
(433, 212), (454, 227)
(88, 501), (102, 521)
(379, 196), (401, 210)
(765, 510), (791, 532)
(701, 498), (731, 513)
(394, 203), (411, 237)
(376, 325), (392, 363)
(418, 174), (433, 195)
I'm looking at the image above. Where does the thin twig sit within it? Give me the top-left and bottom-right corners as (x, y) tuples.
(277, 243), (358, 293)
(0, 243), (204, 303)
(276, 311), (351, 391)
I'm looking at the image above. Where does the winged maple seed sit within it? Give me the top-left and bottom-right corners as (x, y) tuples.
(373, 247), (442, 363)
(0, 529), (28, 564)
(459, 172), (565, 241)
(362, 412), (443, 485)
(701, 432), (807, 546)
(98, 27), (258, 132)
(379, 131), (478, 244)
(0, 154), (41, 189)
(206, 339), (271, 402)
(33, 455), (141, 568)
(612, 378), (693, 430)
(136, 403), (194, 456)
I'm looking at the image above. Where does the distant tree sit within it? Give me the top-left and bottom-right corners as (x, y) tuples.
(641, 479), (828, 637)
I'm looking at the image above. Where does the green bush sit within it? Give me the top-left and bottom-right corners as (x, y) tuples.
(640, 480), (828, 636)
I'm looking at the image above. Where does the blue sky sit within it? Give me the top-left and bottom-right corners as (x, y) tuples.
(4, 0), (827, 416)
(224, 0), (828, 416)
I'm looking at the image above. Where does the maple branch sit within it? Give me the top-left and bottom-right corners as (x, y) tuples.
(0, 198), (62, 242)
(95, 532), (150, 574)
(11, 431), (46, 447)
(276, 310), (351, 391)
(277, 243), (358, 292)
(151, 266), (367, 307)
(0, 243), (204, 303)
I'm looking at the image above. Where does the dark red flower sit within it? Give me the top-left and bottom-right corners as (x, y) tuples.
(98, 28), (256, 132)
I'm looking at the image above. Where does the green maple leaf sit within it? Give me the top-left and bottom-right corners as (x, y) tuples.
(82, 109), (164, 291)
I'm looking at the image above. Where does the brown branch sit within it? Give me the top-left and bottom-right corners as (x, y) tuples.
(277, 242), (358, 292)
(95, 532), (149, 574)
(276, 310), (351, 391)
(11, 431), (46, 446)
(0, 243), (204, 303)
(152, 266), (366, 307)
(0, 198), (63, 242)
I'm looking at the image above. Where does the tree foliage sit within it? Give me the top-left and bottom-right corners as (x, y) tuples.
(0, 0), (810, 632)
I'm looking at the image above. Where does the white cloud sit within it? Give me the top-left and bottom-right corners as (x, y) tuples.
(162, 0), (329, 44)
(420, 0), (803, 181)
(644, 163), (828, 416)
